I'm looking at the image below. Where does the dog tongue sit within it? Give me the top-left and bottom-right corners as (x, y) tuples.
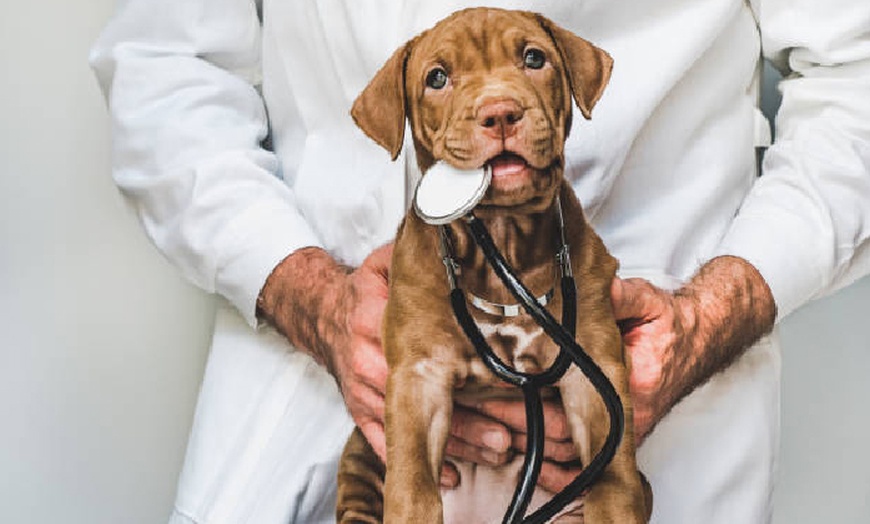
(489, 154), (528, 178)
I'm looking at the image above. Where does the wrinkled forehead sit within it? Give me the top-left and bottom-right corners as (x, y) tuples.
(406, 10), (558, 82)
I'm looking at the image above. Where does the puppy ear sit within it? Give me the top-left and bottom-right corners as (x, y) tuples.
(537, 15), (613, 120)
(351, 43), (410, 160)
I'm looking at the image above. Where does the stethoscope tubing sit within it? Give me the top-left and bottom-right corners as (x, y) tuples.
(450, 213), (625, 524)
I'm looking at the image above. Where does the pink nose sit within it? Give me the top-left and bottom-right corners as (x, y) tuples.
(477, 99), (524, 138)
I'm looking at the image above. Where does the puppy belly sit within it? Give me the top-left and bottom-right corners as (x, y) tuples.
(441, 456), (584, 524)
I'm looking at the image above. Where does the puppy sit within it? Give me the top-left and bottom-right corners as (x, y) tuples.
(337, 8), (651, 523)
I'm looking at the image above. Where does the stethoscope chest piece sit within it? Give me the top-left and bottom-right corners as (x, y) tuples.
(414, 162), (491, 225)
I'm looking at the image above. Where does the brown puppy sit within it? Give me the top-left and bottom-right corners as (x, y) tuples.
(337, 8), (651, 524)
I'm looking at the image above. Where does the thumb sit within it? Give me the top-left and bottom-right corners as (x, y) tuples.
(611, 277), (663, 323)
(367, 243), (394, 272)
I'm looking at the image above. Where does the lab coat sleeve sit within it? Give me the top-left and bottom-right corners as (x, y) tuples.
(89, 0), (322, 327)
(713, 0), (870, 320)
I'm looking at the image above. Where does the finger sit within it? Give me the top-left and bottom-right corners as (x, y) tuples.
(345, 379), (386, 427)
(444, 435), (512, 467)
(440, 461), (460, 489)
(349, 295), (387, 340)
(370, 243), (394, 268)
(471, 398), (528, 433)
(610, 277), (662, 323)
(358, 420), (387, 464)
(536, 460), (583, 494)
(450, 405), (512, 453)
(348, 340), (389, 392)
(361, 381), (387, 418)
(365, 243), (394, 284)
(474, 399), (571, 440)
(542, 400), (571, 440)
(511, 432), (578, 463)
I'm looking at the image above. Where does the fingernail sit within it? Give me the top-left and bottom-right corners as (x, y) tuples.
(440, 472), (458, 489)
(482, 449), (503, 465)
(482, 430), (508, 451)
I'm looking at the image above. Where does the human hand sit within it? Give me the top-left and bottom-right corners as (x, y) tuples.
(321, 246), (580, 492)
(440, 398), (582, 493)
(610, 256), (776, 443)
(256, 244), (393, 460)
(321, 244), (393, 461)
(260, 244), (626, 494)
(609, 276), (694, 443)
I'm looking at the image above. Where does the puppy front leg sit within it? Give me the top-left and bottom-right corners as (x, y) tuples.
(383, 358), (455, 523)
(558, 329), (649, 523)
(337, 427), (385, 523)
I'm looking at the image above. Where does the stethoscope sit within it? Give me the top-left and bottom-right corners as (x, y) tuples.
(414, 162), (626, 524)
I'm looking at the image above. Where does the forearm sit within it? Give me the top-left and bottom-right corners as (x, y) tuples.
(668, 256), (777, 411)
(257, 247), (352, 370)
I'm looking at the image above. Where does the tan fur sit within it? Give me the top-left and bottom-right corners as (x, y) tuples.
(339, 8), (650, 523)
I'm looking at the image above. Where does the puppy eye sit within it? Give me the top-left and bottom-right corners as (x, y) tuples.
(425, 67), (449, 89)
(523, 48), (546, 70)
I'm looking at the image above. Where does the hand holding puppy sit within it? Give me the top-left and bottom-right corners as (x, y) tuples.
(257, 243), (580, 492)
(611, 255), (777, 443)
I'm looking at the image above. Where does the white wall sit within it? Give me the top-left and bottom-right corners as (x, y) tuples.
(759, 61), (870, 523)
(775, 277), (870, 523)
(0, 2), (214, 523)
(0, 2), (867, 523)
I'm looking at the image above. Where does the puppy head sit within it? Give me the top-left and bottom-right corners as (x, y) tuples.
(352, 8), (612, 212)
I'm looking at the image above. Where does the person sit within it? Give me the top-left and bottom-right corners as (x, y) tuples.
(90, 1), (870, 523)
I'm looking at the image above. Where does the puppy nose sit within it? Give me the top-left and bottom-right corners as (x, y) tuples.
(477, 99), (524, 137)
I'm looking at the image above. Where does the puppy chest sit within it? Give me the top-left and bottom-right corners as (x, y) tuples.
(454, 315), (561, 400)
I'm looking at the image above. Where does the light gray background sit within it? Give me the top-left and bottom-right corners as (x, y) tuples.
(1, 1), (867, 523)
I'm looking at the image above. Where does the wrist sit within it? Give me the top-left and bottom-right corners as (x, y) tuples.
(257, 247), (351, 367)
(685, 255), (776, 350)
(669, 256), (776, 402)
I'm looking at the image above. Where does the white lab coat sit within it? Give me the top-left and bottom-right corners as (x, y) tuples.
(90, 0), (870, 522)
